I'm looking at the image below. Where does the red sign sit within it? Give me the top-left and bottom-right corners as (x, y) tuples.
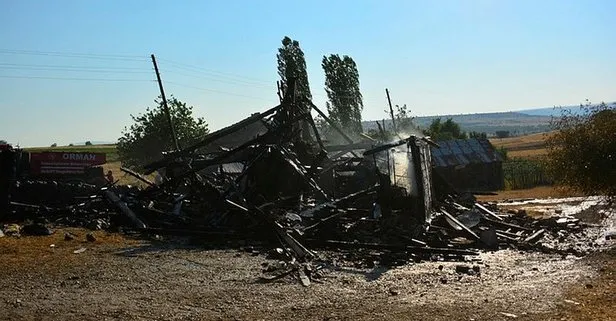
(29, 152), (107, 175)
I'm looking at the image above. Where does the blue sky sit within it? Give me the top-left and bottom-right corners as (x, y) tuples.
(1, 0), (614, 147)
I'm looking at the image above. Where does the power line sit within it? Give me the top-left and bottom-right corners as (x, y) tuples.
(165, 70), (273, 89)
(165, 81), (278, 103)
(158, 58), (273, 85)
(0, 49), (149, 61)
(1, 66), (152, 74)
(0, 63), (148, 70)
(0, 75), (154, 82)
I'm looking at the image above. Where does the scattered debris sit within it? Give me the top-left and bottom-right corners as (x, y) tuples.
(73, 247), (87, 254)
(455, 265), (480, 276)
(389, 287), (400, 296)
(86, 233), (97, 242)
(21, 223), (53, 236)
(1, 82), (612, 287)
(501, 312), (518, 318)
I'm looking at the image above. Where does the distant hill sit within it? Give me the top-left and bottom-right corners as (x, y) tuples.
(515, 102), (615, 117)
(363, 111), (553, 136)
(72, 141), (116, 146)
(363, 102), (615, 137)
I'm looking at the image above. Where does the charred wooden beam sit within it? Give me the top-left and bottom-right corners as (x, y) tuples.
(307, 101), (356, 145)
(482, 217), (533, 231)
(523, 229), (546, 243)
(475, 203), (504, 221)
(159, 114), (310, 188)
(144, 104), (282, 174)
(440, 209), (480, 241)
(120, 167), (155, 187)
(102, 189), (146, 229)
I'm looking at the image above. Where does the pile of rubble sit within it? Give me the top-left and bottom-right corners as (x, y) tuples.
(1, 81), (607, 285)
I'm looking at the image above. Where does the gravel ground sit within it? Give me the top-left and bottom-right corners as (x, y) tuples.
(1, 199), (614, 321)
(0, 234), (608, 321)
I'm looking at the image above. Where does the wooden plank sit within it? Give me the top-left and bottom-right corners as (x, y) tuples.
(483, 217), (533, 231)
(524, 229), (546, 243)
(103, 189), (146, 229)
(440, 209), (480, 241)
(475, 203), (504, 221)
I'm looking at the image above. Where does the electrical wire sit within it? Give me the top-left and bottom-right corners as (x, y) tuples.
(0, 63), (148, 70)
(1, 66), (152, 74)
(0, 49), (149, 61)
(165, 81), (278, 103)
(0, 75), (154, 82)
(158, 58), (272, 85)
(164, 70), (273, 89)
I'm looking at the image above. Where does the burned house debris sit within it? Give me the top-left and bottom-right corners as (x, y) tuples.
(0, 81), (606, 286)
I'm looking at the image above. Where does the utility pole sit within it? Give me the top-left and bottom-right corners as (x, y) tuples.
(151, 54), (180, 151)
(385, 88), (397, 133)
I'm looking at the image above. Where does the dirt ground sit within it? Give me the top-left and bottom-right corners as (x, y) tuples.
(1, 197), (614, 321)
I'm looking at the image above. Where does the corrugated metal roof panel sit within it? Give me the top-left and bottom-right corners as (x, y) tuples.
(430, 138), (502, 168)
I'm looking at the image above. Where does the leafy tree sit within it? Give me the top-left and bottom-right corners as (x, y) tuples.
(322, 54), (363, 135)
(68, 143), (74, 147)
(495, 130), (510, 138)
(277, 36), (312, 100)
(469, 131), (488, 139)
(0, 140), (7, 145)
(393, 104), (417, 134)
(117, 95), (209, 169)
(85, 141), (92, 146)
(423, 118), (467, 141)
(546, 101), (616, 200)
(51, 143), (57, 147)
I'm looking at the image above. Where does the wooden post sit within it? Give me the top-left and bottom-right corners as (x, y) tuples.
(308, 102), (354, 145)
(386, 88), (397, 133)
(151, 54), (180, 151)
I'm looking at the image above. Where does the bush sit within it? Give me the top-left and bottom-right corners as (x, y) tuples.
(546, 101), (616, 200)
(117, 95), (209, 169)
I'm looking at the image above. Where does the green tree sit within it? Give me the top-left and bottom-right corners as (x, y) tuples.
(423, 118), (467, 141)
(546, 101), (616, 200)
(0, 140), (7, 145)
(495, 130), (510, 138)
(322, 54), (363, 135)
(277, 36), (312, 100)
(85, 141), (92, 146)
(469, 131), (488, 139)
(117, 95), (209, 169)
(393, 104), (417, 134)
(50, 143), (57, 147)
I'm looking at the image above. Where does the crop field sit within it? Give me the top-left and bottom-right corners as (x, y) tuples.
(489, 132), (552, 159)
